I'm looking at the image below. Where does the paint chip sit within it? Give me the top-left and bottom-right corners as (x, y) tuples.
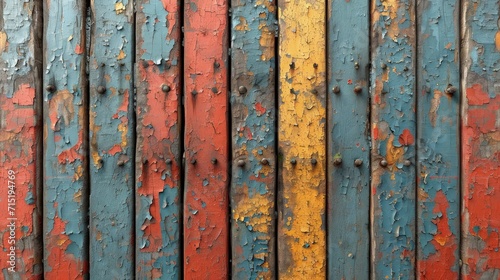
(115, 2), (126, 14)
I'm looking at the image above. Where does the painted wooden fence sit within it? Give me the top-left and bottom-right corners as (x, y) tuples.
(1, 0), (499, 279)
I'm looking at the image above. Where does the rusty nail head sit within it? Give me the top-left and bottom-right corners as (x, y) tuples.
(333, 85), (340, 94)
(238, 86), (247, 94)
(381, 63), (387, 70)
(446, 85), (457, 95)
(166, 159), (172, 165)
(46, 84), (56, 93)
(261, 158), (269, 165)
(97, 86), (106, 94)
(142, 60), (149, 68)
(214, 62), (220, 68)
(311, 89), (318, 95)
(311, 158), (317, 165)
(404, 160), (411, 166)
(290, 158), (297, 165)
(290, 62), (295, 69)
(380, 159), (388, 167)
(211, 87), (218, 93)
(354, 86), (362, 94)
(98, 159), (104, 165)
(117, 160), (125, 167)
(333, 158), (342, 166)
(191, 90), (197, 96)
(143, 159), (149, 165)
(354, 62), (360, 69)
(313, 63), (318, 68)
(211, 158), (218, 164)
(191, 158), (197, 165)
(403, 66), (409, 71)
(162, 84), (171, 93)
(354, 159), (363, 167)
(237, 159), (245, 167)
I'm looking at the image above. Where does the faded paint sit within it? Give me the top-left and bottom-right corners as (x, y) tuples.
(327, 0), (370, 278)
(278, 0), (327, 278)
(184, 0), (229, 278)
(43, 0), (89, 278)
(462, 1), (500, 278)
(230, 0), (277, 278)
(371, 0), (417, 278)
(0, 1), (42, 278)
(89, 0), (134, 278)
(135, 0), (182, 278)
(416, 0), (460, 278)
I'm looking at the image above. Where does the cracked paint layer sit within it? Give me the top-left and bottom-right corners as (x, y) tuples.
(230, 0), (277, 279)
(135, 0), (182, 278)
(89, 0), (134, 278)
(462, 1), (500, 278)
(0, 1), (42, 278)
(184, 0), (229, 278)
(278, 0), (327, 278)
(371, 0), (417, 278)
(327, 0), (370, 278)
(416, 0), (460, 278)
(43, 0), (89, 278)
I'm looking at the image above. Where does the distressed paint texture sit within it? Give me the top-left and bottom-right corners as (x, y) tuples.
(416, 0), (460, 278)
(43, 0), (89, 278)
(371, 0), (416, 278)
(0, 1), (42, 278)
(135, 0), (182, 278)
(184, 0), (229, 278)
(278, 0), (327, 278)
(89, 0), (134, 278)
(327, 0), (370, 278)
(230, 0), (277, 279)
(462, 1), (500, 278)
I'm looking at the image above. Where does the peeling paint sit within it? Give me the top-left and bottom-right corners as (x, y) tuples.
(416, 0), (460, 278)
(327, 0), (370, 278)
(371, 0), (417, 278)
(230, 0), (276, 278)
(0, 0), (42, 278)
(278, 0), (327, 278)
(43, 0), (88, 278)
(462, 1), (500, 277)
(89, 0), (134, 278)
(184, 0), (229, 278)
(135, 0), (182, 278)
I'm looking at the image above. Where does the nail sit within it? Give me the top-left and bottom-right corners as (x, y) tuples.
(332, 85), (340, 94)
(261, 158), (269, 165)
(237, 159), (245, 167)
(97, 85), (106, 94)
(333, 158), (342, 166)
(238, 86), (247, 94)
(162, 84), (171, 93)
(354, 159), (363, 167)
(354, 86), (362, 94)
(46, 84), (56, 93)
(380, 159), (388, 167)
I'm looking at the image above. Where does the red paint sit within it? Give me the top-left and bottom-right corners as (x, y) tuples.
(398, 128), (415, 146)
(255, 102), (266, 115)
(463, 84), (500, 278)
(75, 44), (84, 55)
(184, 0), (229, 278)
(0, 84), (41, 278)
(373, 126), (379, 140)
(418, 191), (458, 279)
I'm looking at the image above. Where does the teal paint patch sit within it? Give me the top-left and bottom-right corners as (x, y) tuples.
(89, 0), (134, 278)
(230, 0), (277, 279)
(327, 0), (370, 278)
(371, 0), (417, 278)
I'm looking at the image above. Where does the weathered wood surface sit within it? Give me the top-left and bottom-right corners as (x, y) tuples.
(43, 0), (88, 278)
(462, 1), (500, 278)
(327, 0), (370, 278)
(371, 0), (416, 278)
(230, 0), (277, 279)
(0, 1), (42, 278)
(278, 0), (327, 278)
(135, 0), (182, 278)
(416, 0), (460, 278)
(183, 0), (229, 278)
(89, 0), (135, 278)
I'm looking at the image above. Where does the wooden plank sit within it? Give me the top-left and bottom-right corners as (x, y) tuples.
(0, 1), (43, 278)
(416, 0), (460, 278)
(462, 1), (500, 278)
(327, 0), (370, 278)
(135, 0), (182, 278)
(183, 0), (229, 278)
(370, 0), (416, 278)
(89, 0), (134, 278)
(230, 0), (277, 279)
(277, 0), (327, 278)
(42, 0), (89, 278)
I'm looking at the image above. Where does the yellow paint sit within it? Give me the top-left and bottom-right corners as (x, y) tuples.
(232, 184), (273, 233)
(118, 122), (128, 148)
(89, 110), (102, 167)
(279, 0), (326, 278)
(235, 16), (249, 31)
(73, 188), (82, 203)
(73, 165), (84, 182)
(496, 31), (500, 51)
(117, 49), (126, 60)
(0, 31), (7, 53)
(372, 0), (400, 40)
(115, 2), (126, 14)
(258, 25), (275, 61)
